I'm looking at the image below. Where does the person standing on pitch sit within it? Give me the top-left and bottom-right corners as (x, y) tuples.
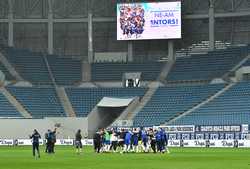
(138, 128), (143, 152)
(110, 130), (118, 152)
(46, 129), (53, 153)
(124, 129), (132, 153)
(156, 129), (162, 152)
(93, 129), (102, 153)
(148, 128), (156, 153)
(75, 129), (83, 154)
(132, 128), (139, 153)
(160, 128), (170, 154)
(51, 128), (57, 153)
(141, 129), (149, 152)
(118, 128), (125, 152)
(45, 129), (50, 153)
(30, 129), (41, 158)
(104, 129), (111, 152)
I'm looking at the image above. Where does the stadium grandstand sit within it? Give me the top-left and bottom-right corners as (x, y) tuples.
(1, 1), (250, 169)
(0, 0), (250, 141)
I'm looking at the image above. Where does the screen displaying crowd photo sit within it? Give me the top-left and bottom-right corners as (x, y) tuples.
(117, 1), (181, 40)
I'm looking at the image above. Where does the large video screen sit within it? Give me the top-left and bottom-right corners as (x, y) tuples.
(117, 1), (181, 40)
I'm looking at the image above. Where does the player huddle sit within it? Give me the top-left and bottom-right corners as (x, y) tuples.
(93, 127), (170, 154)
(29, 127), (169, 158)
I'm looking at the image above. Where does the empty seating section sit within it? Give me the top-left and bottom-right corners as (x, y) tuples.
(92, 62), (164, 81)
(133, 84), (224, 126)
(7, 86), (65, 118)
(0, 92), (21, 117)
(2, 47), (81, 85)
(66, 87), (146, 117)
(167, 47), (247, 82)
(0, 45), (250, 124)
(4, 47), (51, 84)
(172, 82), (250, 125)
(47, 56), (81, 85)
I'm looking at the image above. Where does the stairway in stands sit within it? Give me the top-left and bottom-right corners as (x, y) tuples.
(56, 87), (76, 117)
(0, 87), (32, 118)
(0, 49), (24, 81)
(125, 61), (174, 120)
(125, 82), (160, 120)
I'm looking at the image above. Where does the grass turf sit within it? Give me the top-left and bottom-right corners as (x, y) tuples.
(0, 146), (250, 169)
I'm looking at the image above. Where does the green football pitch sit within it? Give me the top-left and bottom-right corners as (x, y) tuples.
(0, 146), (250, 169)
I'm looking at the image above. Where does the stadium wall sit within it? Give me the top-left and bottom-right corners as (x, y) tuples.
(0, 117), (88, 139)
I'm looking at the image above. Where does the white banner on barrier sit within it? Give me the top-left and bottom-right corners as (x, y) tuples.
(154, 125), (195, 133)
(17, 139), (44, 146)
(82, 139), (93, 146)
(55, 139), (93, 146)
(209, 140), (234, 148)
(238, 140), (250, 148)
(15, 139), (93, 146)
(168, 140), (180, 147)
(242, 124), (249, 133)
(55, 139), (74, 145)
(0, 139), (14, 146)
(182, 140), (206, 147)
(168, 139), (250, 148)
(2, 138), (250, 148)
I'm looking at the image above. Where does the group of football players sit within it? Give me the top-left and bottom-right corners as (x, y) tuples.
(93, 127), (170, 154)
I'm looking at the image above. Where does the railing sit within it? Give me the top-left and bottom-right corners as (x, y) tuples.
(41, 50), (57, 87)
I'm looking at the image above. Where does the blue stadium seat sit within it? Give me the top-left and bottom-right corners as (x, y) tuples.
(91, 62), (164, 81)
(7, 86), (66, 118)
(4, 47), (51, 84)
(167, 47), (247, 82)
(172, 81), (250, 125)
(47, 55), (81, 85)
(2, 47), (81, 85)
(133, 84), (225, 126)
(0, 92), (22, 117)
